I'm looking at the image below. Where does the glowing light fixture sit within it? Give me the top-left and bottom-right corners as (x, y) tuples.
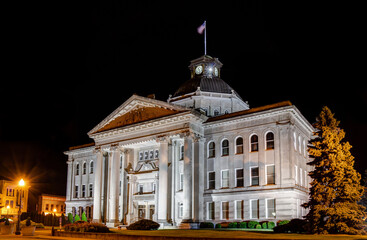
(53, 208), (57, 212)
(6, 205), (10, 209)
(208, 67), (213, 72)
(19, 179), (25, 187)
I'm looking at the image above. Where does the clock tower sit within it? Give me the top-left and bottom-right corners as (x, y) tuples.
(168, 55), (249, 116)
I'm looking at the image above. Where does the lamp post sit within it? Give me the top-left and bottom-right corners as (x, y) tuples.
(15, 179), (25, 235)
(6, 205), (10, 219)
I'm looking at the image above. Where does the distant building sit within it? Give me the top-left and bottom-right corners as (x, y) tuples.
(38, 194), (66, 216)
(0, 179), (29, 218)
(64, 55), (313, 227)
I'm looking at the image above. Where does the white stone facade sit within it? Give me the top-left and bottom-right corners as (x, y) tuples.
(64, 55), (313, 227)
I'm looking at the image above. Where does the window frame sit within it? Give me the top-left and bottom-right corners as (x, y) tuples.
(235, 168), (244, 187)
(235, 137), (243, 154)
(207, 202), (215, 220)
(208, 141), (215, 158)
(82, 162), (87, 175)
(90, 160), (94, 174)
(266, 198), (276, 219)
(265, 131), (275, 150)
(221, 169), (229, 188)
(221, 139), (229, 156)
(221, 201), (229, 220)
(266, 164), (275, 185)
(250, 134), (259, 152)
(235, 200), (243, 220)
(250, 166), (259, 186)
(250, 199), (259, 219)
(208, 171), (215, 189)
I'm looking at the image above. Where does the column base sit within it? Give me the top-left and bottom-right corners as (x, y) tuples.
(106, 219), (119, 227)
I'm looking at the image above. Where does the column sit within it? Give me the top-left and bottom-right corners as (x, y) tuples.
(108, 146), (120, 226)
(182, 134), (193, 223)
(157, 137), (169, 224)
(192, 136), (205, 222)
(93, 149), (103, 222)
(66, 159), (73, 201)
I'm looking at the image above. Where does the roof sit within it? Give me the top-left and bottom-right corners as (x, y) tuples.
(205, 101), (293, 123)
(69, 142), (95, 151)
(173, 76), (242, 99)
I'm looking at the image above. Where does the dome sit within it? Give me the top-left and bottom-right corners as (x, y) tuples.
(173, 76), (243, 100)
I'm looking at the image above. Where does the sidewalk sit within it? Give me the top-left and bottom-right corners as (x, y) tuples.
(0, 229), (96, 240)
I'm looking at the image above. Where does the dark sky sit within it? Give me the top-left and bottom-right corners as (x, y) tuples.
(1, 1), (366, 210)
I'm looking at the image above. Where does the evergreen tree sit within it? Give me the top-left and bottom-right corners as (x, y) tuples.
(303, 106), (365, 234)
(81, 212), (87, 222)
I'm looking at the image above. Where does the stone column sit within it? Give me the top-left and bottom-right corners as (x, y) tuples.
(66, 158), (73, 201)
(108, 146), (120, 226)
(182, 134), (193, 223)
(157, 137), (169, 224)
(193, 136), (205, 222)
(93, 149), (103, 222)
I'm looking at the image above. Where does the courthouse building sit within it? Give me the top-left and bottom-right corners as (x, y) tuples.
(64, 55), (313, 227)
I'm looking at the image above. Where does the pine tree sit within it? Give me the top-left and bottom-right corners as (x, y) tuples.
(303, 106), (365, 234)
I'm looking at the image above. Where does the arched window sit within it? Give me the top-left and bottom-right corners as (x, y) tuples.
(222, 139), (229, 156)
(214, 109), (219, 116)
(208, 142), (215, 158)
(180, 145), (184, 160)
(82, 162), (87, 175)
(236, 137), (243, 154)
(75, 163), (79, 175)
(90, 161), (94, 174)
(266, 132), (274, 150)
(250, 135), (258, 152)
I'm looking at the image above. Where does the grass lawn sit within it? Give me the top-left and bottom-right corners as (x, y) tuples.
(111, 229), (367, 239)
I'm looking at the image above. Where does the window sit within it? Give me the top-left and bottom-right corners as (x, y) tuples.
(250, 135), (258, 152)
(10, 200), (14, 208)
(89, 184), (93, 197)
(214, 109), (220, 116)
(208, 202), (215, 220)
(82, 162), (86, 175)
(144, 151), (148, 160)
(208, 142), (215, 158)
(51, 204), (54, 211)
(149, 150), (154, 159)
(139, 151), (143, 161)
(221, 139), (229, 156)
(180, 145), (184, 160)
(75, 163), (79, 175)
(266, 132), (274, 150)
(250, 199), (259, 219)
(138, 184), (143, 194)
(82, 185), (86, 198)
(208, 171), (215, 189)
(221, 202), (229, 220)
(235, 200), (243, 219)
(45, 204), (49, 211)
(266, 199), (276, 218)
(90, 161), (94, 174)
(250, 167), (259, 186)
(266, 165), (275, 184)
(236, 168), (244, 187)
(152, 183), (156, 193)
(236, 137), (243, 154)
(154, 149), (159, 159)
(221, 170), (229, 188)
(178, 203), (183, 218)
(179, 173), (183, 191)
(74, 185), (78, 198)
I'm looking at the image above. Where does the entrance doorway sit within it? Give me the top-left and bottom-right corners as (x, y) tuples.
(138, 205), (146, 220)
(149, 205), (155, 220)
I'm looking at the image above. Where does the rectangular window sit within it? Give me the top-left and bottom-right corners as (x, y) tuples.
(250, 199), (259, 219)
(51, 204), (54, 211)
(82, 184), (86, 198)
(250, 167), (259, 186)
(139, 151), (143, 161)
(154, 149), (159, 159)
(208, 202), (215, 220)
(144, 151), (148, 160)
(221, 201), (229, 220)
(236, 168), (244, 187)
(178, 203), (183, 218)
(138, 184), (143, 194)
(179, 173), (183, 191)
(89, 184), (93, 197)
(235, 200), (243, 219)
(74, 185), (78, 198)
(221, 170), (229, 188)
(266, 199), (276, 218)
(266, 165), (275, 184)
(10, 200), (14, 208)
(208, 171), (215, 189)
(45, 204), (49, 211)
(180, 145), (184, 160)
(149, 150), (154, 159)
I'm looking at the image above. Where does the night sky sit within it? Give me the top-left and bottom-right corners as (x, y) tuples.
(1, 1), (366, 211)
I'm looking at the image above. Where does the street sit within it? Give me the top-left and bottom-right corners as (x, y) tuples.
(0, 229), (96, 240)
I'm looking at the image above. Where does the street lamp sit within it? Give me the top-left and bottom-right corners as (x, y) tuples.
(15, 179), (25, 235)
(6, 205), (10, 219)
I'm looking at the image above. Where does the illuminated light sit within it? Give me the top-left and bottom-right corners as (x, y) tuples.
(7, 205), (10, 209)
(19, 179), (25, 187)
(53, 209), (57, 212)
(208, 67), (213, 72)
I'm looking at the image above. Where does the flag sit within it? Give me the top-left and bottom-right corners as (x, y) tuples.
(197, 22), (205, 34)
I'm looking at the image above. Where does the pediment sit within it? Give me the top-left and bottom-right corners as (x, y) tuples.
(89, 95), (188, 135)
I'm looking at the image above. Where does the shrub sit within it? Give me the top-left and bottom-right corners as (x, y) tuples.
(219, 222), (230, 228)
(248, 221), (259, 229)
(215, 223), (221, 229)
(273, 219), (308, 233)
(67, 213), (73, 224)
(255, 224), (262, 229)
(260, 221), (267, 229)
(81, 212), (87, 222)
(126, 219), (160, 230)
(277, 220), (290, 226)
(228, 222), (238, 228)
(239, 222), (247, 228)
(26, 217), (31, 227)
(64, 222), (110, 233)
(74, 214), (80, 222)
(267, 221), (275, 229)
(199, 222), (214, 229)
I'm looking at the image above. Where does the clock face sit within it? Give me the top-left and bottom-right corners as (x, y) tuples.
(214, 67), (218, 76)
(195, 65), (203, 75)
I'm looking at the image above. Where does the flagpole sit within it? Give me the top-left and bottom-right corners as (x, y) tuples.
(204, 20), (207, 55)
